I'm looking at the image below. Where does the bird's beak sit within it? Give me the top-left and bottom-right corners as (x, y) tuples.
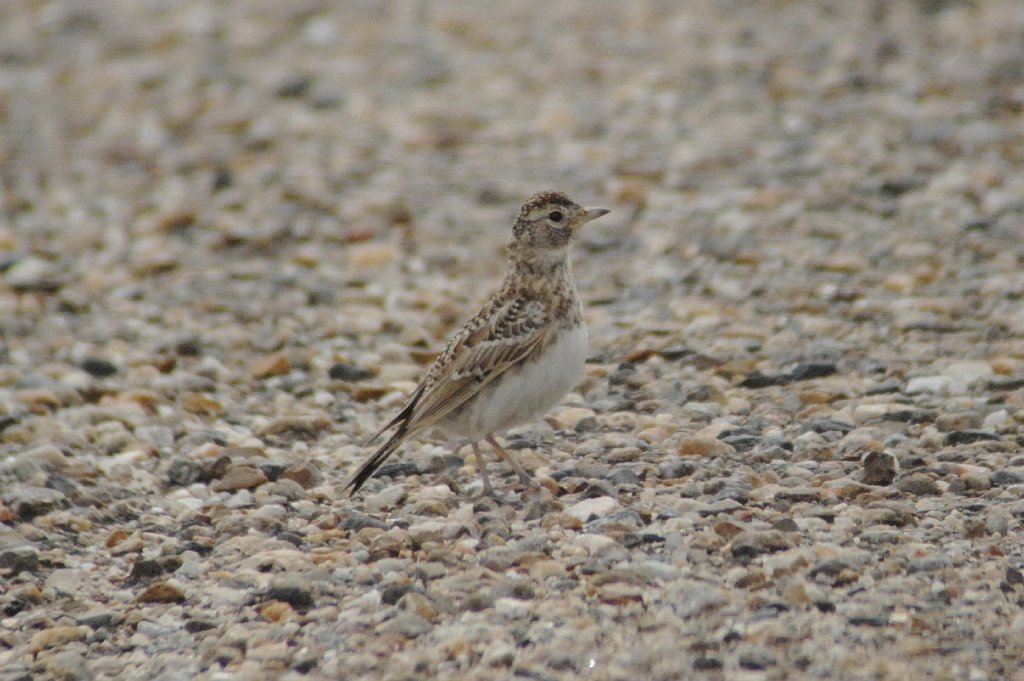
(581, 207), (610, 223)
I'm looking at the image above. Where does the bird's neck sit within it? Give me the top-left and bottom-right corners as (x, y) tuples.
(503, 251), (582, 324)
(506, 250), (574, 289)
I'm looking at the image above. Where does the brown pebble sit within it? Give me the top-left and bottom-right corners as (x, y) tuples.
(210, 465), (268, 492)
(677, 435), (736, 458)
(27, 625), (89, 653)
(862, 451), (899, 486)
(180, 392), (224, 416)
(250, 352), (291, 379)
(279, 462), (324, 489)
(137, 581), (187, 604)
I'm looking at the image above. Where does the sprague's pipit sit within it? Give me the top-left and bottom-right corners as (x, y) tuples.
(345, 191), (609, 497)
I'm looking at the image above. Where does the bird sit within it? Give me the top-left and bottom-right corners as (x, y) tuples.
(345, 191), (609, 497)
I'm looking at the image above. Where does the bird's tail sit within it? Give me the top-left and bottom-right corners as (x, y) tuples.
(344, 427), (407, 496)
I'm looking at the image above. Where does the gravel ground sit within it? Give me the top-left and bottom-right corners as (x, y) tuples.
(2, 1), (1024, 680)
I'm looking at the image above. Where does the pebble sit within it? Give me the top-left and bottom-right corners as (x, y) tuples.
(862, 451), (899, 486)
(210, 465), (269, 492)
(565, 496), (618, 522)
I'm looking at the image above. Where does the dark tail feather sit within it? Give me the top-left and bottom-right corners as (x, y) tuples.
(344, 428), (407, 496)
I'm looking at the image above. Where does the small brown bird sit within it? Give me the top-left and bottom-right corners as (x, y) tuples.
(345, 191), (609, 497)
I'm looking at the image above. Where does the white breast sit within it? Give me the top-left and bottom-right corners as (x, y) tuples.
(442, 324), (589, 439)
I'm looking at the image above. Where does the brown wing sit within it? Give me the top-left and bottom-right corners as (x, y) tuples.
(399, 296), (551, 435)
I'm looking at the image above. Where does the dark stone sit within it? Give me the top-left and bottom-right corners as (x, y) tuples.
(772, 518), (800, 532)
(739, 371), (788, 388)
(848, 612), (889, 627)
(788, 362), (838, 381)
(10, 487), (67, 519)
(574, 416), (600, 433)
(898, 474), (940, 496)
(607, 363), (637, 386)
(375, 461), (420, 479)
(80, 357), (118, 377)
(184, 618), (217, 633)
(76, 608), (116, 629)
(328, 363), (374, 382)
(609, 468), (641, 486)
(719, 435), (764, 452)
(275, 73), (313, 98)
(381, 583), (414, 606)
(266, 575), (314, 609)
(211, 167), (233, 192)
(657, 459), (696, 479)
(660, 345), (695, 361)
(797, 420), (854, 435)
(44, 473), (79, 497)
(1005, 567), (1024, 586)
(253, 460), (286, 482)
(166, 458), (204, 487)
(862, 451), (898, 486)
(175, 336), (202, 356)
(944, 430), (1000, 446)
(0, 415), (19, 433)
(738, 646), (776, 670)
(341, 511), (388, 531)
(0, 546), (40, 576)
(991, 470), (1024, 486)
(693, 658), (723, 671)
(989, 377), (1024, 391)
(730, 530), (789, 559)
(126, 556), (183, 585)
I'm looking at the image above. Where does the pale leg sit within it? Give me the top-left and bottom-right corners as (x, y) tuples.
(471, 441), (495, 496)
(486, 434), (538, 488)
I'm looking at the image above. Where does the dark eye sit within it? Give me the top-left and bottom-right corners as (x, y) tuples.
(548, 210), (564, 223)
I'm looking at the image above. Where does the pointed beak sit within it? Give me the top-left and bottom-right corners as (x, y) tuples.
(581, 207), (610, 223)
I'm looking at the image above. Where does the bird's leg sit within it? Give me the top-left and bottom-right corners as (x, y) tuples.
(486, 434), (539, 488)
(471, 441), (495, 496)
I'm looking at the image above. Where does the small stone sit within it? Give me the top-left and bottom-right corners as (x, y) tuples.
(166, 458), (204, 487)
(738, 646), (776, 670)
(657, 458), (696, 479)
(774, 487), (821, 503)
(180, 392), (224, 416)
(211, 465), (268, 492)
(279, 462), (323, 489)
(26, 625), (89, 653)
(555, 407), (597, 430)
(943, 361), (993, 384)
(137, 581), (187, 604)
(348, 243), (398, 270)
(677, 435), (736, 458)
(4, 256), (64, 292)
(943, 430), (1000, 446)
(80, 357), (118, 377)
(730, 530), (790, 558)
(0, 546), (40, 576)
(375, 612), (430, 638)
(906, 376), (951, 394)
(565, 496), (618, 522)
(43, 569), (85, 593)
(7, 486), (67, 518)
(266, 575), (314, 609)
(982, 409), (1010, 430)
(898, 474), (940, 496)
(328, 363), (374, 381)
(862, 451), (898, 486)
(250, 352), (291, 379)
(397, 591), (437, 620)
(76, 607), (118, 629)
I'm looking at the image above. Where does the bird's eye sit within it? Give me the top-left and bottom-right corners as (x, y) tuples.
(548, 210), (564, 223)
